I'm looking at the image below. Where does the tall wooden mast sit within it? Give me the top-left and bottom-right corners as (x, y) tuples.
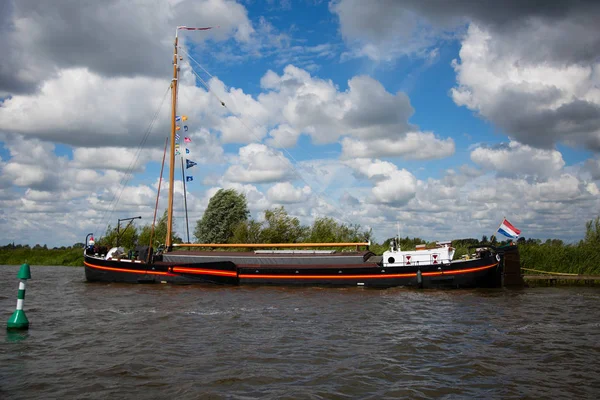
(165, 26), (214, 249)
(165, 31), (179, 249)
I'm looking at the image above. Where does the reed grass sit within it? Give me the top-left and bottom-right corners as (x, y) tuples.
(518, 243), (600, 275)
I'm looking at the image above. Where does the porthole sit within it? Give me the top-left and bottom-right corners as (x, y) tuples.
(388, 257), (395, 263)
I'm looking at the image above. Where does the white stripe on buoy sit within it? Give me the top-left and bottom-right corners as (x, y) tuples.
(16, 281), (26, 310)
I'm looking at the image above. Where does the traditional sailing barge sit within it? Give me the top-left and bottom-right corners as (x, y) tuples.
(84, 26), (515, 289)
(84, 240), (509, 288)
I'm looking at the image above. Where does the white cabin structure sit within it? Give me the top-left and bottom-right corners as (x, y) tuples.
(382, 239), (455, 267)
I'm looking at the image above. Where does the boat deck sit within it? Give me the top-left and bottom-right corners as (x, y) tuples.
(162, 250), (377, 267)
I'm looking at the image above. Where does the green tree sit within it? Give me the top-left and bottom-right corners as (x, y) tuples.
(98, 223), (139, 249)
(308, 217), (369, 243)
(544, 238), (564, 247)
(490, 235), (498, 245)
(194, 189), (250, 243)
(455, 238), (480, 247)
(231, 220), (263, 243)
(308, 217), (338, 242)
(138, 210), (182, 248)
(260, 206), (308, 243)
(584, 216), (600, 245)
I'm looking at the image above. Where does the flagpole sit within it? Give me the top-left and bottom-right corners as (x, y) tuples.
(181, 157), (191, 243)
(490, 216), (504, 244)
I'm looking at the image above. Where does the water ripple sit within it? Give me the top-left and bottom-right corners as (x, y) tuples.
(1, 266), (599, 399)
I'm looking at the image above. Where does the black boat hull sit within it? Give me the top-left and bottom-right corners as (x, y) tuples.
(84, 253), (502, 288)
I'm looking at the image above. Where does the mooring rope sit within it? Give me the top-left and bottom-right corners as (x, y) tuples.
(521, 268), (578, 276)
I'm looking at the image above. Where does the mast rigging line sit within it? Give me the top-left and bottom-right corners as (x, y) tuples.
(96, 85), (171, 241)
(148, 137), (169, 262)
(178, 46), (362, 230)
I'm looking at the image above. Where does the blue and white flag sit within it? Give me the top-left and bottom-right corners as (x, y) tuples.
(186, 159), (197, 169)
(186, 176), (193, 182)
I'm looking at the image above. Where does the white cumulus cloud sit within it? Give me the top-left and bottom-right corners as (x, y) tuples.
(267, 182), (311, 204)
(223, 143), (294, 183)
(470, 141), (565, 179)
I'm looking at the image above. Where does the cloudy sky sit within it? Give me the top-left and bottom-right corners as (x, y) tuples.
(1, 0), (600, 247)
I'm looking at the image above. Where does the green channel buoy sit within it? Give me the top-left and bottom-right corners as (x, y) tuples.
(7, 263), (31, 331)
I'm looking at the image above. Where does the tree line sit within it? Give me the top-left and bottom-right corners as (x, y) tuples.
(1, 189), (599, 274)
(96, 189), (372, 250)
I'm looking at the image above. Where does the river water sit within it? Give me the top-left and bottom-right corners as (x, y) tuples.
(1, 265), (599, 399)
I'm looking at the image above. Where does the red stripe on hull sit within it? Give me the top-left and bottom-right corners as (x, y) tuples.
(84, 261), (176, 276)
(422, 263), (498, 276)
(172, 267), (237, 277)
(240, 263), (498, 280)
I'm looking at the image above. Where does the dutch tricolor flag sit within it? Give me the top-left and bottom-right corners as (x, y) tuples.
(497, 218), (521, 239)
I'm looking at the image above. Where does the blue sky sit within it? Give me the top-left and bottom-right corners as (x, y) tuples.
(1, 0), (599, 247)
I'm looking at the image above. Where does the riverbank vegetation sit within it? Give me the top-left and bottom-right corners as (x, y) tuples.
(0, 243), (83, 266)
(1, 189), (598, 275)
(516, 216), (600, 275)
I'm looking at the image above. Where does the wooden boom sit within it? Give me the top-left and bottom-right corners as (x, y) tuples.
(172, 242), (370, 248)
